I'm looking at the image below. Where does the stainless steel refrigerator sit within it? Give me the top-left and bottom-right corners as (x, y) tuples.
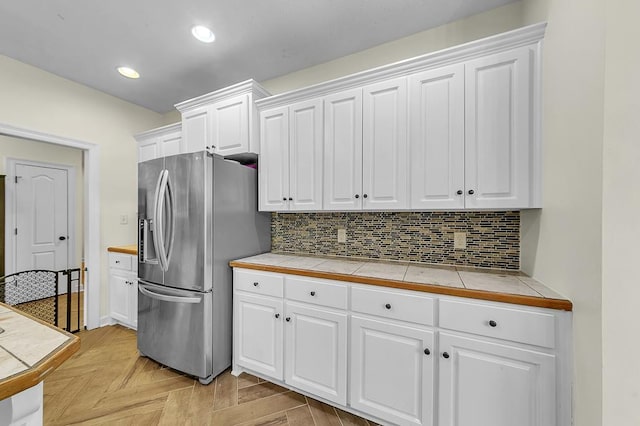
(137, 151), (270, 384)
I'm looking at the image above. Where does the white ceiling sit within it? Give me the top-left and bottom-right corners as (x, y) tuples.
(0, 0), (517, 113)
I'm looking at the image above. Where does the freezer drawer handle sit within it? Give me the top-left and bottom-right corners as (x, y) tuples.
(139, 284), (202, 304)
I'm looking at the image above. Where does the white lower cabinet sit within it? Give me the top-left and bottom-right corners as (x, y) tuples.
(232, 268), (570, 426)
(438, 332), (556, 426)
(351, 315), (434, 426)
(108, 252), (138, 329)
(285, 301), (347, 405)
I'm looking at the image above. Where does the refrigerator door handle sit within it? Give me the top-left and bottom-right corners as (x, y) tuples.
(154, 169), (170, 271)
(164, 172), (175, 267)
(152, 169), (166, 270)
(138, 283), (202, 304)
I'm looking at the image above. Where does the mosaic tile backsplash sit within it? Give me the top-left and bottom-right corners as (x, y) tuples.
(271, 211), (520, 270)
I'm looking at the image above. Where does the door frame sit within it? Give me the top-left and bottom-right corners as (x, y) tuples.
(0, 122), (101, 330)
(5, 158), (77, 276)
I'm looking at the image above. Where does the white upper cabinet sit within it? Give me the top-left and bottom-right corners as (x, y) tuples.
(259, 106), (289, 211)
(135, 123), (182, 163)
(259, 98), (324, 212)
(255, 23), (545, 211)
(464, 47), (533, 209)
(409, 64), (465, 209)
(362, 77), (408, 209)
(323, 88), (363, 210)
(176, 80), (270, 156)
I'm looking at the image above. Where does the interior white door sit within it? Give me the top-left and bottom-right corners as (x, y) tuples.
(15, 163), (69, 273)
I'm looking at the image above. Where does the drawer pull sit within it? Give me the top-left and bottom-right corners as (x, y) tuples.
(253, 282), (259, 287)
(442, 352), (450, 359)
(285, 317), (291, 322)
(385, 303), (391, 310)
(310, 291), (316, 296)
(275, 313), (280, 319)
(424, 348), (430, 355)
(489, 320), (497, 327)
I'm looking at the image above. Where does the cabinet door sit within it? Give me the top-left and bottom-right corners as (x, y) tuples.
(109, 272), (132, 326)
(259, 107), (289, 211)
(323, 88), (362, 210)
(234, 293), (284, 380)
(182, 106), (210, 154)
(138, 138), (159, 163)
(362, 77), (408, 209)
(465, 47), (532, 209)
(351, 315), (434, 426)
(409, 65), (465, 209)
(284, 302), (347, 405)
(212, 94), (250, 156)
(159, 130), (182, 158)
(439, 332), (556, 426)
(289, 99), (323, 211)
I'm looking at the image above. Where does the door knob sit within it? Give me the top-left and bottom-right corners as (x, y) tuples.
(58, 236), (67, 241)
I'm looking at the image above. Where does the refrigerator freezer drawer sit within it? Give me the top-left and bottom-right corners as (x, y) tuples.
(137, 281), (212, 380)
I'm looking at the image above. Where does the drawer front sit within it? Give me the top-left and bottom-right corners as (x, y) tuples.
(351, 285), (434, 326)
(285, 276), (348, 310)
(234, 269), (284, 298)
(109, 253), (132, 271)
(439, 299), (556, 348)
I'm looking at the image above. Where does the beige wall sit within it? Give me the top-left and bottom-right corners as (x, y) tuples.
(601, 0), (640, 424)
(520, 1), (605, 425)
(0, 135), (84, 269)
(0, 54), (165, 318)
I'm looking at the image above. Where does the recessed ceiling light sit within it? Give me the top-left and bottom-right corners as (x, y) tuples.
(192, 25), (215, 43)
(117, 66), (140, 79)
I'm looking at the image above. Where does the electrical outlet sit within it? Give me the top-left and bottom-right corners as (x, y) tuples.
(454, 232), (467, 249)
(337, 229), (347, 243)
(120, 214), (128, 225)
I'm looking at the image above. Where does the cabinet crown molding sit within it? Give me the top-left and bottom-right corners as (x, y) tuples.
(133, 122), (181, 142)
(257, 22), (546, 110)
(175, 79), (271, 112)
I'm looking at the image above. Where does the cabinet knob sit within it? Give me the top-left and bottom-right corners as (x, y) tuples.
(385, 303), (391, 310)
(424, 348), (431, 355)
(115, 260), (120, 264)
(468, 189), (475, 195)
(285, 317), (291, 322)
(442, 352), (450, 359)
(212, 145), (216, 149)
(489, 320), (497, 327)
(275, 313), (280, 319)
(310, 291), (316, 296)
(363, 194), (368, 199)
(288, 197), (293, 201)
(355, 194), (360, 199)
(282, 197), (287, 201)
(253, 282), (259, 287)
(456, 190), (463, 195)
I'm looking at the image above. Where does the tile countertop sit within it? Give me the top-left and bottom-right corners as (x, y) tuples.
(0, 303), (80, 400)
(107, 245), (138, 255)
(229, 253), (572, 311)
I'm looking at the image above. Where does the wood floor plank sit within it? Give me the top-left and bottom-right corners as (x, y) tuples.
(237, 411), (289, 426)
(238, 381), (290, 405)
(238, 372), (261, 389)
(335, 408), (372, 426)
(189, 378), (217, 415)
(210, 391), (306, 425)
(94, 375), (194, 410)
(286, 404), (316, 426)
(158, 386), (195, 425)
(307, 398), (342, 426)
(213, 369), (238, 410)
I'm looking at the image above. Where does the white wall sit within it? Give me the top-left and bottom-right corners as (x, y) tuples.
(0, 135), (84, 269)
(0, 54), (165, 317)
(520, 1), (605, 425)
(601, 0), (640, 424)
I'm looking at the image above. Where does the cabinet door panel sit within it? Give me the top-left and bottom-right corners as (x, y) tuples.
(285, 302), (347, 405)
(362, 77), (408, 209)
(110, 273), (132, 325)
(351, 315), (434, 426)
(289, 99), (323, 210)
(439, 332), (556, 426)
(138, 139), (159, 163)
(234, 293), (283, 380)
(324, 88), (362, 210)
(182, 107), (210, 154)
(159, 131), (182, 158)
(259, 107), (289, 211)
(409, 65), (465, 209)
(212, 95), (249, 156)
(465, 47), (531, 209)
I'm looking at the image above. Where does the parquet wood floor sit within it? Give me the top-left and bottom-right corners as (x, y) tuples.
(44, 325), (377, 425)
